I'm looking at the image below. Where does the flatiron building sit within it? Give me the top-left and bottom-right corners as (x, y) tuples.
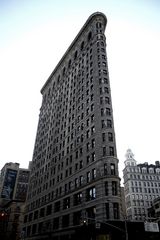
(23, 12), (122, 239)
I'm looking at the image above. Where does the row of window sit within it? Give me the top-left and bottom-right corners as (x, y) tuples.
(36, 88), (111, 165)
(131, 181), (160, 187)
(33, 50), (109, 169)
(25, 186), (96, 223)
(35, 142), (115, 182)
(126, 174), (160, 180)
(24, 203), (120, 237)
(28, 161), (117, 203)
(43, 31), (104, 103)
(126, 166), (160, 174)
(27, 161), (117, 210)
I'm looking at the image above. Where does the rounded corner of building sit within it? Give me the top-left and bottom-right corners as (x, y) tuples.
(89, 11), (107, 26)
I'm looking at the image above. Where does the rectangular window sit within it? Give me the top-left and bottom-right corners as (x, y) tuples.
(106, 203), (109, 219)
(104, 163), (107, 175)
(32, 224), (37, 235)
(91, 104), (94, 111)
(86, 130), (90, 138)
(87, 155), (90, 164)
(105, 97), (110, 104)
(101, 120), (105, 128)
(92, 139), (95, 148)
(104, 87), (109, 93)
(102, 133), (105, 142)
(92, 152), (95, 161)
(39, 208), (44, 218)
(62, 214), (69, 228)
(104, 78), (108, 84)
(109, 146), (114, 156)
(79, 175), (84, 185)
(87, 142), (90, 151)
(100, 97), (103, 104)
(46, 204), (52, 216)
(54, 201), (60, 213)
(63, 197), (70, 209)
(108, 132), (113, 141)
(75, 178), (78, 188)
(38, 222), (43, 233)
(87, 171), (91, 183)
(92, 168), (96, 179)
(106, 108), (111, 115)
(103, 147), (106, 156)
(34, 210), (38, 220)
(105, 182), (108, 196)
(79, 160), (83, 169)
(101, 108), (104, 116)
(80, 147), (83, 155)
(73, 211), (82, 226)
(86, 187), (96, 201)
(74, 192), (82, 205)
(86, 119), (89, 127)
(107, 119), (112, 128)
(91, 114), (94, 122)
(76, 151), (78, 159)
(113, 203), (119, 219)
(91, 126), (95, 134)
(75, 163), (78, 171)
(53, 217), (59, 230)
(64, 184), (67, 193)
(112, 181), (118, 196)
(111, 163), (116, 175)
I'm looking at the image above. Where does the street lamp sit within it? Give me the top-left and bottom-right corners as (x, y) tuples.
(124, 218), (128, 240)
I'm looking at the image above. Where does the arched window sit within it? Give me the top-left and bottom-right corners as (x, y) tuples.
(156, 168), (160, 174)
(149, 168), (154, 174)
(142, 167), (147, 173)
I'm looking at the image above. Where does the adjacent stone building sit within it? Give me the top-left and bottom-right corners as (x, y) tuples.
(23, 12), (122, 240)
(148, 196), (160, 221)
(0, 162), (30, 239)
(123, 149), (160, 220)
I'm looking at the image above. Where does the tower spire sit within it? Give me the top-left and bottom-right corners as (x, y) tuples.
(124, 149), (136, 166)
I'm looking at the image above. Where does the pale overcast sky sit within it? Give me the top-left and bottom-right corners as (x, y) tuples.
(0, 0), (160, 180)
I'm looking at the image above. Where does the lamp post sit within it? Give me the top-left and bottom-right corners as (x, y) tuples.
(124, 218), (128, 240)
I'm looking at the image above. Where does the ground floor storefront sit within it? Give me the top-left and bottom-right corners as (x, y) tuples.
(23, 220), (160, 240)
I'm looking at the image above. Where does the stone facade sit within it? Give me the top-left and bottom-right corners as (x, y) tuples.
(123, 149), (160, 220)
(23, 12), (122, 239)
